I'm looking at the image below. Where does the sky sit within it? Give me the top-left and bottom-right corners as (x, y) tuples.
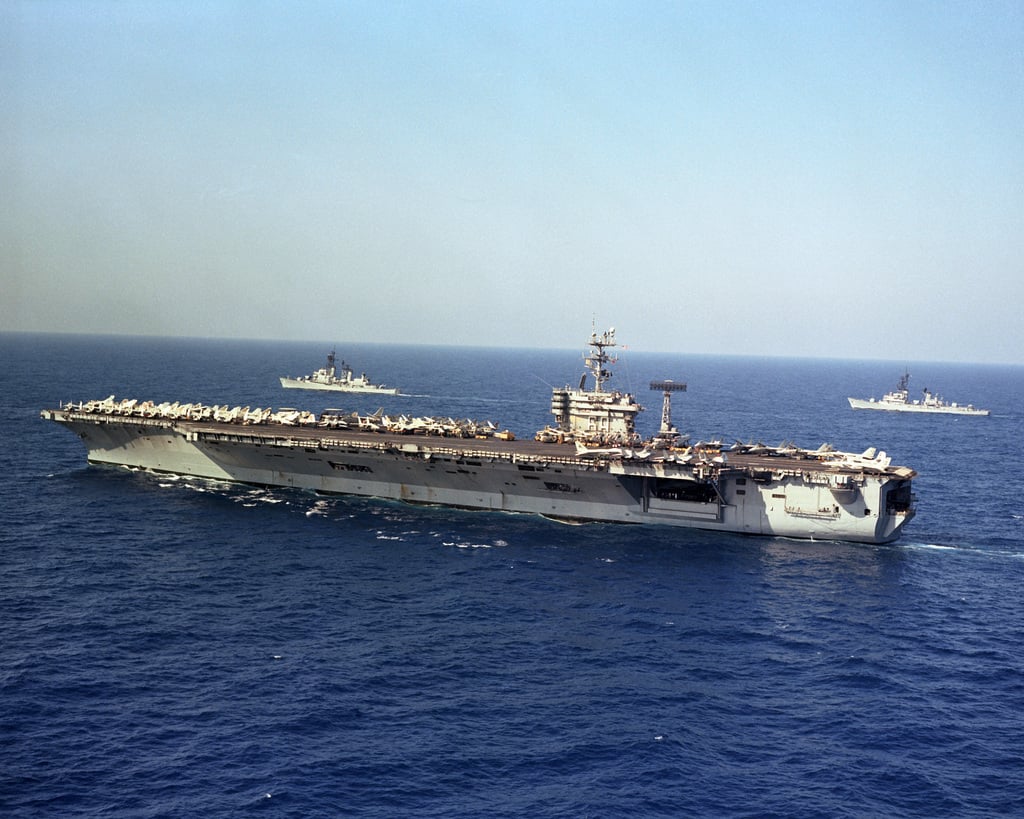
(2, 1), (1022, 363)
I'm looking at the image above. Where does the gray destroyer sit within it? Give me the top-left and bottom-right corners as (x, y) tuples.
(42, 328), (916, 544)
(848, 371), (989, 416)
(280, 350), (400, 395)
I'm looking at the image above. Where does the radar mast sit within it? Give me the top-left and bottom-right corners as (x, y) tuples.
(650, 380), (688, 446)
(584, 326), (619, 392)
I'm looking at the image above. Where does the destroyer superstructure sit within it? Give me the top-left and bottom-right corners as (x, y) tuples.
(280, 350), (399, 395)
(849, 371), (988, 416)
(43, 328), (917, 544)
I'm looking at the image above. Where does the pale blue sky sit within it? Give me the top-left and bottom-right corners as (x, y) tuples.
(3, 1), (1022, 362)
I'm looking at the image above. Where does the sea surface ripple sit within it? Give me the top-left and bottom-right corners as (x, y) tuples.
(2, 334), (1023, 817)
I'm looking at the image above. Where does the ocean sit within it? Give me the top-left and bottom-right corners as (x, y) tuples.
(2, 333), (1022, 817)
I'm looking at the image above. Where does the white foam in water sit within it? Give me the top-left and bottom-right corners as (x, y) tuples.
(904, 542), (960, 551)
(305, 500), (330, 517)
(904, 541), (1024, 561)
(442, 541), (492, 549)
(243, 490), (284, 505)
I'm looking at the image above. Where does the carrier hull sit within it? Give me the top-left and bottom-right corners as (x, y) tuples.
(42, 408), (915, 544)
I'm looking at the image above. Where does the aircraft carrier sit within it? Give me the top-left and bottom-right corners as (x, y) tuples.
(41, 328), (917, 544)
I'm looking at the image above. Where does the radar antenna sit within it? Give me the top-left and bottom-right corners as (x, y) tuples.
(650, 379), (687, 442)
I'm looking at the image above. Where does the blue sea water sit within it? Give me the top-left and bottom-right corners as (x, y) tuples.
(2, 333), (1023, 817)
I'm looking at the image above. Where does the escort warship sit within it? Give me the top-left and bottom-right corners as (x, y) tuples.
(42, 328), (916, 544)
(848, 371), (989, 416)
(280, 349), (400, 395)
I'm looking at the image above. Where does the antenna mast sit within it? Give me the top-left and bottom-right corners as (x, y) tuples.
(584, 326), (618, 392)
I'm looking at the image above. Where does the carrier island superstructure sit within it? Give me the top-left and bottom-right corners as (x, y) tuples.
(41, 328), (917, 544)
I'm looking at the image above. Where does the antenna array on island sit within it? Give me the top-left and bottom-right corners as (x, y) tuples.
(650, 380), (687, 442)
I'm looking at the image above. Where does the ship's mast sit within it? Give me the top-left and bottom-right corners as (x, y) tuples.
(584, 327), (618, 392)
